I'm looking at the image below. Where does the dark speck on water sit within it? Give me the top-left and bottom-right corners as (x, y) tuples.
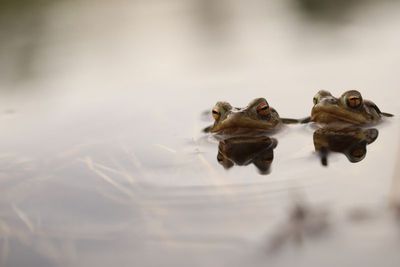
(267, 201), (330, 253)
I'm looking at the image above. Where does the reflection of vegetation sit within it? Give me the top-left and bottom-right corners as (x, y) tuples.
(267, 201), (330, 253)
(0, 0), (50, 86)
(194, 0), (233, 41)
(294, 0), (361, 22)
(267, 198), (400, 254)
(0, 0), (48, 7)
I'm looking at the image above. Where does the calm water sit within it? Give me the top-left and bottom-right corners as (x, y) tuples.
(1, 1), (400, 266)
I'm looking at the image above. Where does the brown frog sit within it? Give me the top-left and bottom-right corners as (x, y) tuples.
(303, 90), (393, 125)
(205, 98), (297, 135)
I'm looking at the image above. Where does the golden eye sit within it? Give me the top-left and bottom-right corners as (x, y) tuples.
(256, 101), (270, 116)
(342, 90), (363, 109)
(346, 95), (362, 108)
(313, 97), (318, 105)
(212, 108), (221, 120)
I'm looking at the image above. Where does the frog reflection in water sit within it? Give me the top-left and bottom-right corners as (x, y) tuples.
(217, 136), (278, 174)
(303, 90), (393, 165)
(205, 98), (296, 173)
(313, 127), (379, 166)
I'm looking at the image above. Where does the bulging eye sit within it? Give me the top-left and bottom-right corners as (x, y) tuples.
(313, 90), (331, 105)
(212, 108), (221, 120)
(256, 101), (270, 116)
(211, 101), (232, 121)
(346, 95), (362, 108)
(344, 91), (363, 109)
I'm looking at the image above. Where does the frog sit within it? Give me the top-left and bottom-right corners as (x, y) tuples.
(302, 90), (393, 125)
(216, 136), (278, 174)
(313, 126), (379, 166)
(204, 98), (298, 135)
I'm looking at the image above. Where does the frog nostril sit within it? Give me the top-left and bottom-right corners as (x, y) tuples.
(327, 98), (337, 104)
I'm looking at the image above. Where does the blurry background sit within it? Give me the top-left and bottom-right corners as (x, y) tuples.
(0, 0), (400, 266)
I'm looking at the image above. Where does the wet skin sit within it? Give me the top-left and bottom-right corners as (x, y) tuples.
(313, 126), (379, 166)
(217, 136), (277, 174)
(305, 90), (393, 125)
(207, 98), (296, 135)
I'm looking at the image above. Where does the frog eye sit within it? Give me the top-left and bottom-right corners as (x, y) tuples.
(212, 108), (221, 120)
(212, 101), (232, 121)
(313, 90), (331, 105)
(344, 91), (363, 109)
(347, 95), (362, 108)
(256, 101), (270, 116)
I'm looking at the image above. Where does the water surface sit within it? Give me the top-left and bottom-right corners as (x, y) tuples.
(1, 1), (400, 266)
